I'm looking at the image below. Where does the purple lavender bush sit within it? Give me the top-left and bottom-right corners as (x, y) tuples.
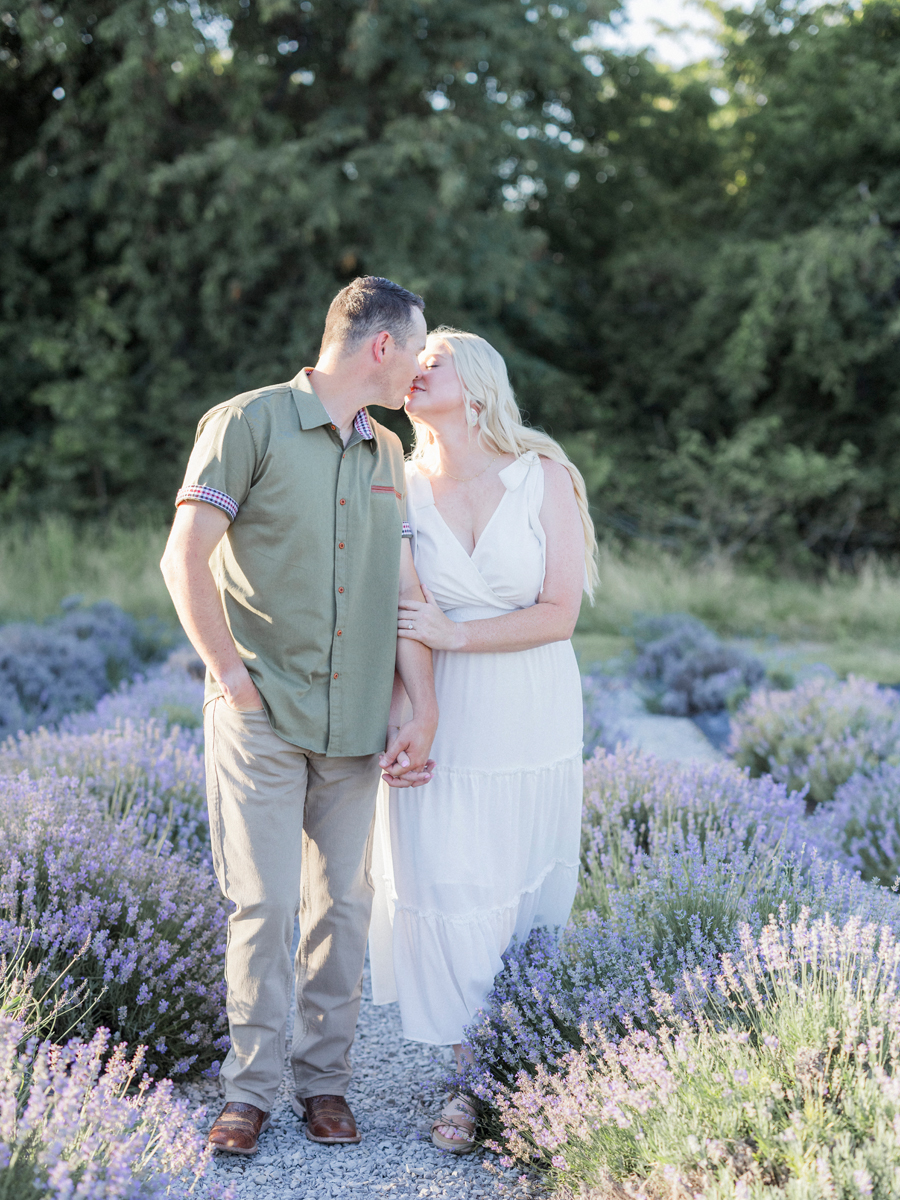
(580, 747), (807, 909)
(459, 748), (900, 1147)
(0, 774), (228, 1079)
(630, 613), (765, 716)
(0, 601), (175, 737)
(0, 716), (208, 861)
(0, 1015), (228, 1199)
(488, 910), (900, 1197)
(63, 655), (205, 735)
(730, 675), (900, 810)
(810, 762), (900, 888)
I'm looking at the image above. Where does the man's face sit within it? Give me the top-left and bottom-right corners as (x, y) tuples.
(376, 307), (428, 410)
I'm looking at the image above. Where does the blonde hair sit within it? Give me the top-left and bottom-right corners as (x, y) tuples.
(409, 327), (599, 596)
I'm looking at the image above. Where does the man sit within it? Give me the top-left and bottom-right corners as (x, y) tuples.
(161, 276), (437, 1155)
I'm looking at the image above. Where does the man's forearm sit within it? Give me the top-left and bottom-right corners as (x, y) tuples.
(395, 636), (438, 727)
(164, 560), (241, 680)
(160, 510), (259, 708)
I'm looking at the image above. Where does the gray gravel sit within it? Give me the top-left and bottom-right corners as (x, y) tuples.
(179, 960), (544, 1200)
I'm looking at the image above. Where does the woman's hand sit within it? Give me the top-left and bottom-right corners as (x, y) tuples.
(380, 722), (436, 788)
(397, 586), (464, 652)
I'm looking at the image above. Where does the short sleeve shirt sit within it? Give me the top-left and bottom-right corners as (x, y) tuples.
(176, 369), (409, 757)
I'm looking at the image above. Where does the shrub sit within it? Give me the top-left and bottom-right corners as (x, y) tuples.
(630, 614), (765, 716)
(0, 601), (175, 737)
(62, 655), (205, 735)
(0, 774), (228, 1079)
(578, 748), (807, 913)
(463, 847), (900, 1118)
(810, 763), (900, 889)
(489, 911), (900, 1199)
(459, 750), (900, 1140)
(0, 1015), (227, 1199)
(730, 675), (900, 809)
(460, 748), (900, 1123)
(0, 718), (208, 861)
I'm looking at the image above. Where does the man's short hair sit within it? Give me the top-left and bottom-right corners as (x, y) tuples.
(320, 276), (425, 355)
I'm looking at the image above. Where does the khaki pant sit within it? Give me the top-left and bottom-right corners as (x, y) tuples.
(204, 698), (381, 1111)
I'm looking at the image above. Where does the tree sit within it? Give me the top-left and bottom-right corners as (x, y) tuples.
(0, 0), (613, 517)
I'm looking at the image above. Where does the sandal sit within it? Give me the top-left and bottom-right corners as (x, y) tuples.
(430, 1094), (477, 1154)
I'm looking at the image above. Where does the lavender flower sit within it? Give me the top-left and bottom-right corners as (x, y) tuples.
(487, 911), (900, 1197)
(730, 675), (900, 809)
(630, 613), (765, 716)
(809, 762), (900, 888)
(0, 1014), (231, 1198)
(1, 715), (208, 860)
(0, 774), (228, 1078)
(0, 601), (174, 737)
(458, 748), (900, 1158)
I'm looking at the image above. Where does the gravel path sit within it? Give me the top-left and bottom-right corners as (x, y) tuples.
(180, 959), (543, 1200)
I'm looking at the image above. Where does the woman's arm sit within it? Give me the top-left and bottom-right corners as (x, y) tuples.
(397, 460), (584, 654)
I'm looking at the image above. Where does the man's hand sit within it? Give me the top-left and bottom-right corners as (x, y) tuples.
(220, 663), (264, 712)
(379, 719), (436, 788)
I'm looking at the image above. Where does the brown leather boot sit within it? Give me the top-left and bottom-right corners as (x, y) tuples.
(292, 1094), (361, 1144)
(208, 1102), (271, 1155)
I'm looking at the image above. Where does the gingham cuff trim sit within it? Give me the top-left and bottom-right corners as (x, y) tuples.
(354, 409), (375, 440)
(401, 522), (413, 539)
(176, 485), (239, 522)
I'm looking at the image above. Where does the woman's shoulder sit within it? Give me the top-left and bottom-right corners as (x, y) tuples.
(404, 460), (435, 506)
(538, 457), (575, 491)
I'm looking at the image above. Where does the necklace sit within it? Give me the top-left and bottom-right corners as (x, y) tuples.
(439, 453), (500, 484)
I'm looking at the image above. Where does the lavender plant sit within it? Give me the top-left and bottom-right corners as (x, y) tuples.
(462, 846), (900, 1114)
(0, 601), (175, 737)
(579, 747), (807, 913)
(630, 613), (765, 717)
(0, 717), (208, 860)
(0, 1015), (228, 1199)
(730, 675), (900, 810)
(0, 774), (228, 1079)
(459, 749), (900, 1145)
(810, 762), (900, 889)
(489, 911), (900, 1199)
(62, 655), (205, 735)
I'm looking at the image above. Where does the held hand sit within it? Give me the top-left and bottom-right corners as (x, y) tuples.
(397, 585), (463, 652)
(379, 718), (437, 788)
(220, 664), (264, 713)
(380, 760), (436, 788)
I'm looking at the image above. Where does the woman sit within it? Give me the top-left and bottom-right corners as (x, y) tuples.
(369, 328), (598, 1152)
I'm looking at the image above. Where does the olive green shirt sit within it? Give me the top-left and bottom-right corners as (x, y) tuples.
(176, 369), (409, 756)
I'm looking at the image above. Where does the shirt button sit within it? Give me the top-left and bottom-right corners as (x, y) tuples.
(336, 629), (342, 636)
(340, 498), (346, 505)
(331, 424), (336, 430)
(338, 542), (345, 549)
(338, 586), (344, 593)
(333, 672), (339, 680)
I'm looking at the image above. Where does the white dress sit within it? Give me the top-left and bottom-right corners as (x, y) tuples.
(368, 451), (584, 1045)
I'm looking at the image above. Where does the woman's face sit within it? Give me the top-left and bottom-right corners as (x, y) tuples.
(405, 340), (465, 423)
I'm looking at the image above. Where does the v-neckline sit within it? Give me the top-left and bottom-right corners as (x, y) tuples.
(425, 477), (510, 561)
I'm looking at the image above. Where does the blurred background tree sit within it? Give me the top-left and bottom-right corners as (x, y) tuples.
(2, 0), (898, 569)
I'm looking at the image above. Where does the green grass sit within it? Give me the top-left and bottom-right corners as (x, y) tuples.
(0, 517), (175, 625)
(575, 546), (900, 681)
(3, 522), (899, 684)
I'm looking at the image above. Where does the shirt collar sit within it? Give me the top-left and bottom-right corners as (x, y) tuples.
(289, 369), (375, 440)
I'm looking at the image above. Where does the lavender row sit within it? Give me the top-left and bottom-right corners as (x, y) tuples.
(0, 600), (178, 738)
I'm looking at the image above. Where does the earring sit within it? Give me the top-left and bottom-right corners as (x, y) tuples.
(467, 407), (479, 426)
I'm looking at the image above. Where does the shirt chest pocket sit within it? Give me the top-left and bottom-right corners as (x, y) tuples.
(368, 483), (403, 535)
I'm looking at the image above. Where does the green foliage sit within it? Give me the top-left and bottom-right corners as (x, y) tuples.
(0, 0), (609, 517)
(3, 0), (900, 565)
